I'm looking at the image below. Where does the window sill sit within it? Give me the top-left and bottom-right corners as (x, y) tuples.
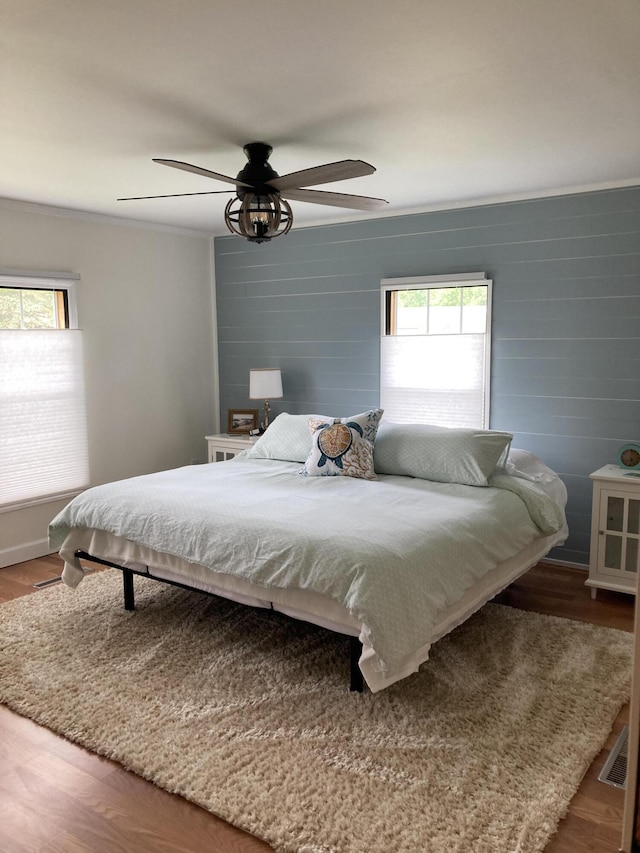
(0, 489), (86, 515)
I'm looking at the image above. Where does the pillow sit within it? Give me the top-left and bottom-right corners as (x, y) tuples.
(242, 412), (319, 463)
(505, 448), (568, 510)
(301, 409), (383, 480)
(506, 448), (558, 484)
(373, 422), (512, 487)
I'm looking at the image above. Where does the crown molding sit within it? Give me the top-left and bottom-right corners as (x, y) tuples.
(0, 196), (213, 239)
(3, 177), (640, 242)
(275, 177), (640, 234)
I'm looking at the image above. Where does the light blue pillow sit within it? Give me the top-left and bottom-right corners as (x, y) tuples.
(373, 422), (512, 487)
(242, 412), (319, 463)
(301, 409), (384, 480)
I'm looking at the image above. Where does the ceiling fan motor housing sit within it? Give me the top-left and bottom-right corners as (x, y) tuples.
(235, 142), (280, 199)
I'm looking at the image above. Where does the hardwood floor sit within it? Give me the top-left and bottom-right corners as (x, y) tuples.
(0, 556), (635, 852)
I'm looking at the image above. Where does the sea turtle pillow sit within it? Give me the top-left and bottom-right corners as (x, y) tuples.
(301, 409), (383, 480)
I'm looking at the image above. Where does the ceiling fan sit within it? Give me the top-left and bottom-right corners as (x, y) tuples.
(118, 142), (388, 243)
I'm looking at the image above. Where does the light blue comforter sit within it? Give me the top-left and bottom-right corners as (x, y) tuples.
(49, 458), (565, 680)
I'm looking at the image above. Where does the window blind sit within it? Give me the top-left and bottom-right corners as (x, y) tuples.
(380, 333), (488, 428)
(0, 329), (89, 508)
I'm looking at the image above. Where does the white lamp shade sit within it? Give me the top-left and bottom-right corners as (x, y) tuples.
(249, 368), (283, 400)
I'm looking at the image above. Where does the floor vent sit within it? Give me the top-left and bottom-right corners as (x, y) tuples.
(33, 576), (63, 589)
(598, 725), (628, 789)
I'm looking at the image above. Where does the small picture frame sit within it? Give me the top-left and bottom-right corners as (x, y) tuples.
(227, 409), (259, 435)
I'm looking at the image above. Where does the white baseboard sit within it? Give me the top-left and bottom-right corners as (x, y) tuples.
(542, 557), (588, 572)
(0, 538), (55, 569)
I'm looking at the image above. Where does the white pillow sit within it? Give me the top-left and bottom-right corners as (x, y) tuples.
(242, 412), (318, 463)
(373, 422), (513, 487)
(506, 448), (558, 484)
(506, 448), (568, 509)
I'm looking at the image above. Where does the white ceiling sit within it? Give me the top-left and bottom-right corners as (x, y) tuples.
(3, 0), (640, 236)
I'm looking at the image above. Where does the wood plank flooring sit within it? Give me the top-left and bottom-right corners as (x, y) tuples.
(0, 556), (635, 852)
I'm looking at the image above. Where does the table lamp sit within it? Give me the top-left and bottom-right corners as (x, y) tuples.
(249, 368), (283, 431)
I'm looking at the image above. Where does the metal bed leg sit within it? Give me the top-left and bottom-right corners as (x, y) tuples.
(122, 568), (135, 611)
(76, 549), (362, 691)
(349, 637), (364, 692)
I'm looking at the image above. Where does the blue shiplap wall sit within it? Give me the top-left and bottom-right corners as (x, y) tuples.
(214, 186), (640, 566)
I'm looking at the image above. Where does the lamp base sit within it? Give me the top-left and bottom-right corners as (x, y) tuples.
(261, 400), (272, 432)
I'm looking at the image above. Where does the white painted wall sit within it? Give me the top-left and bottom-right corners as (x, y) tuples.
(0, 202), (217, 567)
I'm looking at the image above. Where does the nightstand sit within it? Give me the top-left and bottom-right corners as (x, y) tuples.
(205, 433), (257, 463)
(587, 465), (640, 598)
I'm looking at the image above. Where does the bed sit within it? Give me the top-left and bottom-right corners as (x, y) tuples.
(48, 412), (568, 693)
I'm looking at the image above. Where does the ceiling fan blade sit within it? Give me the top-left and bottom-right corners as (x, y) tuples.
(269, 160), (376, 191)
(281, 187), (388, 211)
(153, 158), (252, 188)
(117, 190), (234, 201)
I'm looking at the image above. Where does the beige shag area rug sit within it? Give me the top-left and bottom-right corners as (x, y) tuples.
(0, 571), (632, 853)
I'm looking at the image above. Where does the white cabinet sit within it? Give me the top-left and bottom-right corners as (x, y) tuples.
(205, 433), (257, 463)
(587, 465), (640, 598)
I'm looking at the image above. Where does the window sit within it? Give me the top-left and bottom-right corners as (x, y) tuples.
(380, 273), (492, 428)
(0, 285), (70, 329)
(0, 273), (89, 509)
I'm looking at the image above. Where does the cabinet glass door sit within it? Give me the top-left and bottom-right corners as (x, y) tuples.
(600, 492), (640, 577)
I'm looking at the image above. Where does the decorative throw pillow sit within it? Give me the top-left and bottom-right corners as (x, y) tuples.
(301, 409), (383, 480)
(373, 422), (512, 487)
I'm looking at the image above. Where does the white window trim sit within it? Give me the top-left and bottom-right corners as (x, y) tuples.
(380, 272), (492, 429)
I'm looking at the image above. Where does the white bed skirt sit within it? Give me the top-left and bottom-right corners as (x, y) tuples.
(59, 525), (566, 693)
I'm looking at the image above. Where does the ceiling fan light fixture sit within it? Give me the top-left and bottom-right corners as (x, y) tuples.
(224, 193), (293, 243)
(121, 144), (387, 242)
